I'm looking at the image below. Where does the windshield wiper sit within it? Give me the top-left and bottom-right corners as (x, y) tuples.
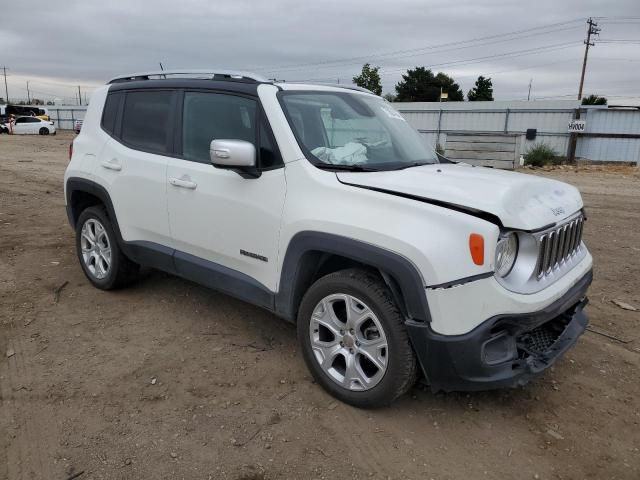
(389, 161), (436, 171)
(315, 163), (379, 172)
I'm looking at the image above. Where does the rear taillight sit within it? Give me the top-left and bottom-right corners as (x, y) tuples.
(69, 142), (73, 161)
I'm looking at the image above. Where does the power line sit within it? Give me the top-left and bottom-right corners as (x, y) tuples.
(453, 56), (579, 80)
(260, 18), (586, 73)
(288, 41), (581, 83)
(597, 39), (640, 44)
(376, 41), (581, 76)
(267, 24), (583, 74)
(8, 75), (97, 89)
(593, 16), (640, 21)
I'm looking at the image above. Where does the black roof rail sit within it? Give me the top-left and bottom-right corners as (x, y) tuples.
(107, 69), (269, 84)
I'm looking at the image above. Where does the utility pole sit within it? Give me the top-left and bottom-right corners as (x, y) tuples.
(578, 17), (599, 101)
(26, 81), (31, 104)
(2, 66), (8, 104)
(77, 85), (82, 106)
(568, 18), (600, 163)
(527, 78), (532, 101)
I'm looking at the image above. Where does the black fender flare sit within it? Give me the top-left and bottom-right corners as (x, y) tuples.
(274, 231), (431, 323)
(66, 177), (177, 273)
(66, 177), (119, 232)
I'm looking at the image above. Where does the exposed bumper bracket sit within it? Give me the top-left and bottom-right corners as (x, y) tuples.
(406, 269), (593, 392)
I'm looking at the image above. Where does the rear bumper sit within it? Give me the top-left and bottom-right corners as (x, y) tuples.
(407, 269), (592, 392)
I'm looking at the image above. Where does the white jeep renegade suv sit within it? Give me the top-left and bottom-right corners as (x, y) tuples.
(64, 70), (593, 407)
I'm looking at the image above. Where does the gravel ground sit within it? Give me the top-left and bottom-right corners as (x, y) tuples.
(1, 131), (639, 480)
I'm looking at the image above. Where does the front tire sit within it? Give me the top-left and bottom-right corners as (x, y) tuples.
(297, 268), (418, 408)
(39, 127), (49, 135)
(75, 206), (139, 290)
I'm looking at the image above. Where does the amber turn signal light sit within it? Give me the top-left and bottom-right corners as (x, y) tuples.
(469, 234), (484, 265)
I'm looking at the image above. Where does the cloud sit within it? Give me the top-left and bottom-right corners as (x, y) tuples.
(3, 0), (639, 103)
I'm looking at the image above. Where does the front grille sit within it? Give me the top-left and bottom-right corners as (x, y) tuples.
(535, 215), (584, 278)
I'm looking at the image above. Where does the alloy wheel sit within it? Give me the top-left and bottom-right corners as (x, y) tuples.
(309, 293), (388, 391)
(80, 218), (112, 279)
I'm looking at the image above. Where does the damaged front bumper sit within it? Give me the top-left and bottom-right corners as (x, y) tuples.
(407, 269), (592, 392)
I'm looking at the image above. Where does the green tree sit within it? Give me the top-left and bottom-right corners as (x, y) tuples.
(581, 94), (607, 105)
(383, 92), (396, 102)
(467, 76), (494, 101)
(352, 63), (382, 96)
(394, 67), (463, 102)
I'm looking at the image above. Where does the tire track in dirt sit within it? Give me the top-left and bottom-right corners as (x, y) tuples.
(2, 246), (56, 479)
(323, 404), (397, 478)
(5, 337), (28, 480)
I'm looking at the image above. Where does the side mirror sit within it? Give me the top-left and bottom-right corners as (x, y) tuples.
(210, 139), (260, 177)
(210, 139), (260, 178)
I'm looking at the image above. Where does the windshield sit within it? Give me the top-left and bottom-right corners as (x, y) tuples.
(280, 91), (439, 170)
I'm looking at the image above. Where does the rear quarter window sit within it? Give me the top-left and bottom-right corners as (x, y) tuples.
(101, 92), (122, 135)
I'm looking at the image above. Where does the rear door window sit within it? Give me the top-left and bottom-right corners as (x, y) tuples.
(121, 90), (175, 154)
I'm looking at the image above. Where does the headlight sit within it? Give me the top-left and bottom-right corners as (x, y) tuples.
(495, 233), (518, 277)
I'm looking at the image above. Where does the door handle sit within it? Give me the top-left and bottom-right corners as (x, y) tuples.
(169, 177), (197, 189)
(101, 159), (122, 171)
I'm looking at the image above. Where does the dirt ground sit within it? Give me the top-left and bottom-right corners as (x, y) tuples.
(1, 131), (639, 480)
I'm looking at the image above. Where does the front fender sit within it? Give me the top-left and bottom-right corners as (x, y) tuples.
(275, 231), (431, 323)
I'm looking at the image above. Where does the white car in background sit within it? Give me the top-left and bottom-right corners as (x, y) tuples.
(10, 116), (56, 135)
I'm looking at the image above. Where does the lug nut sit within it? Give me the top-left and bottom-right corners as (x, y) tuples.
(349, 348), (354, 354)
(355, 341), (360, 347)
(340, 341), (344, 347)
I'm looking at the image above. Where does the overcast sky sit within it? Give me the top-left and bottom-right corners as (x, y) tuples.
(2, 0), (639, 105)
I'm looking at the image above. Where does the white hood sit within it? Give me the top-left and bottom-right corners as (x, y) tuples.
(337, 163), (583, 230)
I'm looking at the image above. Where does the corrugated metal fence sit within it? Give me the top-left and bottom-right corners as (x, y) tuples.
(49, 107), (87, 130)
(48, 100), (639, 164)
(576, 108), (640, 163)
(393, 100), (640, 164)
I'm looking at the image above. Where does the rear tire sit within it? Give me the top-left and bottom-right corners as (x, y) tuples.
(297, 268), (418, 408)
(39, 127), (49, 135)
(75, 206), (139, 290)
